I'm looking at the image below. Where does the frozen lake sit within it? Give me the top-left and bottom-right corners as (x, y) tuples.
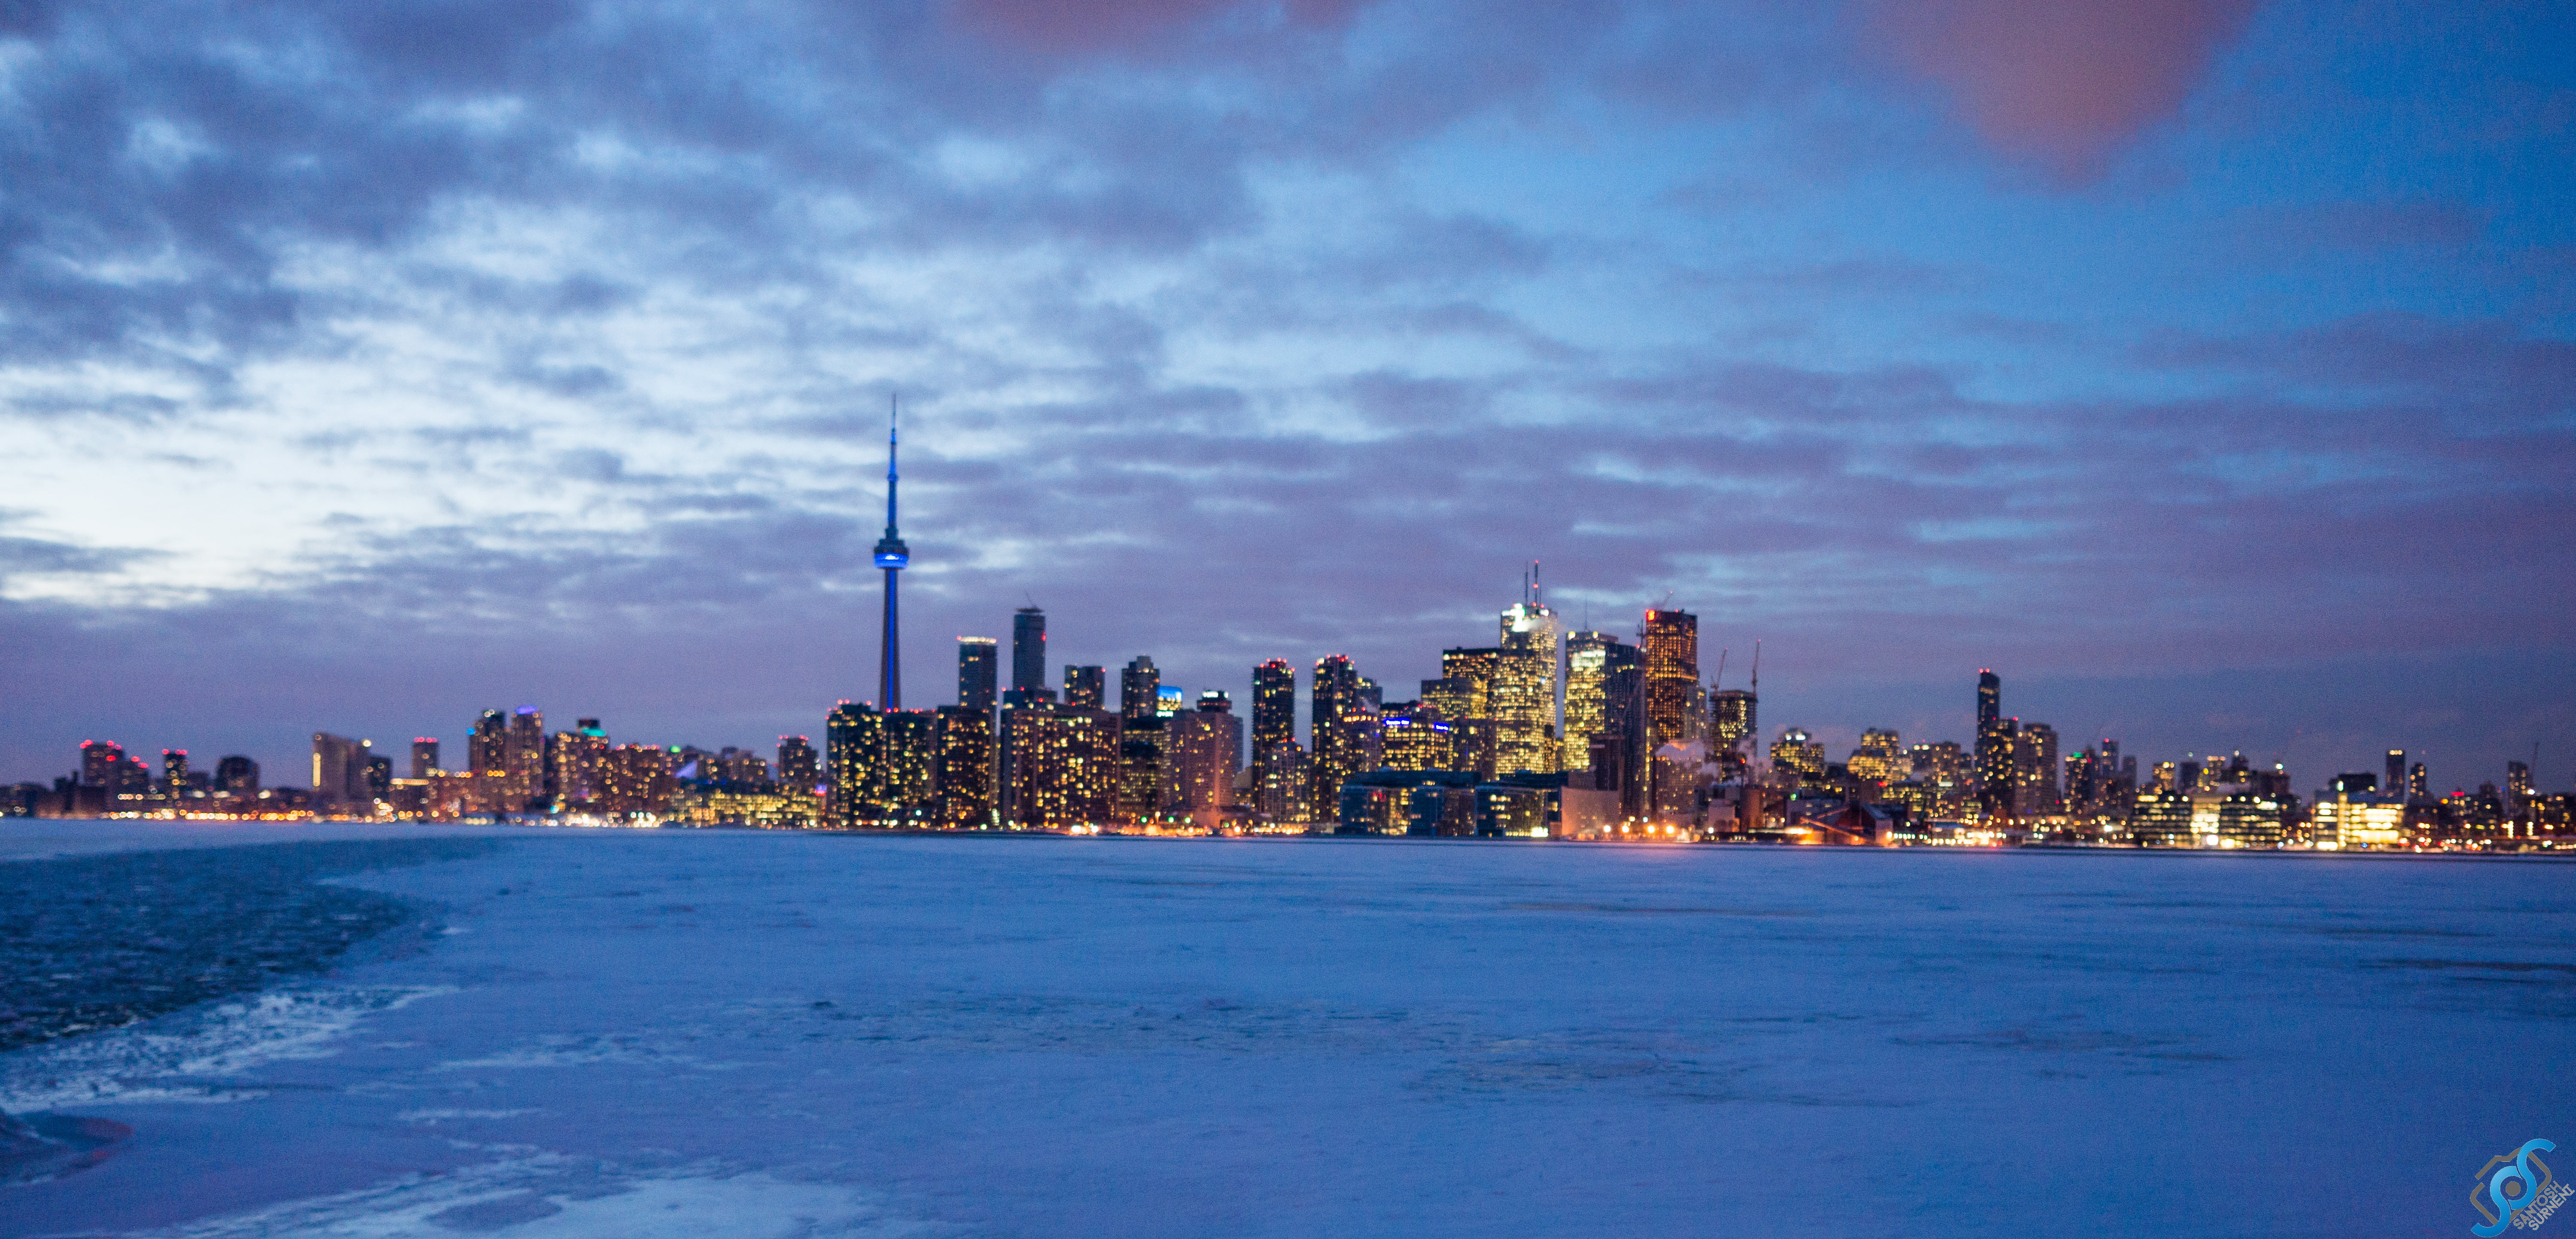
(4, 827), (2572, 1237)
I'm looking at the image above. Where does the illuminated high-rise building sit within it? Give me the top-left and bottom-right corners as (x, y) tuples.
(826, 701), (880, 829)
(1005, 703), (1120, 829)
(1164, 693), (1243, 828)
(1909, 741), (1966, 817)
(1252, 660), (1296, 784)
(2386, 750), (2406, 797)
(79, 739), (125, 789)
(2409, 762), (2428, 799)
(1120, 657), (1160, 724)
(1493, 599), (1560, 775)
(1641, 610), (1698, 750)
(933, 706), (993, 827)
(214, 754), (259, 796)
(1439, 648), (1500, 718)
(1011, 607), (1047, 692)
(1064, 665), (1106, 710)
(777, 735), (820, 791)
(312, 732), (370, 810)
(1260, 737), (1311, 824)
(879, 709), (938, 823)
(161, 750), (188, 797)
(873, 398), (911, 708)
(411, 738), (440, 780)
(957, 638), (998, 711)
(600, 745), (673, 817)
(1119, 714), (1167, 823)
(469, 710), (507, 777)
(555, 722), (610, 809)
(1849, 729), (1905, 788)
(2509, 760), (2534, 807)
(1310, 655), (1362, 810)
(2015, 723), (2061, 817)
(503, 707), (546, 811)
(1770, 729), (1825, 788)
(1710, 689), (1756, 756)
(1562, 632), (1629, 774)
(1973, 671), (2014, 821)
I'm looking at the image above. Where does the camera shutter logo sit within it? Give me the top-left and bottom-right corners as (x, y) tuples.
(2474, 1139), (2564, 1236)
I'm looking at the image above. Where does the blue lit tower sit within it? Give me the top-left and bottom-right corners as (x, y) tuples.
(874, 396), (910, 709)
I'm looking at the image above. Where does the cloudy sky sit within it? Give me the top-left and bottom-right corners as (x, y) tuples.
(1, 0), (2569, 791)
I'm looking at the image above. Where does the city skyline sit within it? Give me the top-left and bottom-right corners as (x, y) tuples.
(0, 1), (2568, 794)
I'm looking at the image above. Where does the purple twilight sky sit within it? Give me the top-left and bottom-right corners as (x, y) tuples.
(0, 0), (2570, 793)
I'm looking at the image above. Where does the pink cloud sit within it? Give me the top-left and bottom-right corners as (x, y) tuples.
(951, 0), (1370, 55)
(1864, 0), (2259, 177)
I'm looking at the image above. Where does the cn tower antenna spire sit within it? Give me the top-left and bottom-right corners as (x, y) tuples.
(873, 393), (911, 709)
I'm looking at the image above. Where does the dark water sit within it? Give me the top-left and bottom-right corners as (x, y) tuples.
(0, 837), (507, 1054)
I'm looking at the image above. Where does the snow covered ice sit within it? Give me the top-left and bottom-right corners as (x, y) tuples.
(4, 826), (2574, 1237)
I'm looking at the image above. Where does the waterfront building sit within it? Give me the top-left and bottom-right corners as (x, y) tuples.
(1164, 693), (1243, 828)
(1311, 655), (1363, 811)
(933, 706), (993, 827)
(215, 754), (259, 796)
(2130, 788), (2194, 846)
(79, 740), (125, 790)
(1260, 737), (1311, 825)
(777, 735), (820, 791)
(1005, 703), (1120, 829)
(503, 707), (546, 811)
(469, 710), (507, 779)
(2016, 722), (2062, 817)
(410, 739), (439, 780)
(555, 722), (610, 809)
(826, 701), (879, 829)
(1119, 714), (1167, 823)
(312, 732), (372, 811)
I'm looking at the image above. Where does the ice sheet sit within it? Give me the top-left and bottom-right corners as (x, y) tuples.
(4, 830), (2572, 1237)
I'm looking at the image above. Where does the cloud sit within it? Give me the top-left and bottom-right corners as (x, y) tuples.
(1861, 0), (2260, 177)
(948, 0), (1373, 55)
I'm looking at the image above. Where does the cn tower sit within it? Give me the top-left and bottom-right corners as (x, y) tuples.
(873, 395), (909, 708)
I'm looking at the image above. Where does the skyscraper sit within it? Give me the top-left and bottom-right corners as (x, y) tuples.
(1011, 607), (1047, 692)
(1252, 659), (1295, 782)
(1710, 689), (1756, 756)
(1493, 598), (1560, 775)
(312, 732), (370, 811)
(1120, 656), (1160, 724)
(504, 707), (546, 811)
(777, 735), (820, 791)
(1310, 655), (1361, 809)
(1973, 671), (2014, 822)
(214, 754), (259, 796)
(1561, 631), (1618, 774)
(1119, 713), (1167, 823)
(555, 722), (609, 809)
(161, 749), (188, 797)
(2016, 722), (2062, 817)
(1164, 692), (1243, 829)
(2386, 750), (2407, 796)
(1641, 609), (1698, 750)
(80, 739), (125, 790)
(826, 701), (878, 829)
(1064, 665), (1106, 710)
(873, 397), (911, 709)
(410, 738), (440, 780)
(1978, 670), (2001, 730)
(469, 710), (507, 777)
(957, 637), (998, 711)
(933, 706), (993, 827)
